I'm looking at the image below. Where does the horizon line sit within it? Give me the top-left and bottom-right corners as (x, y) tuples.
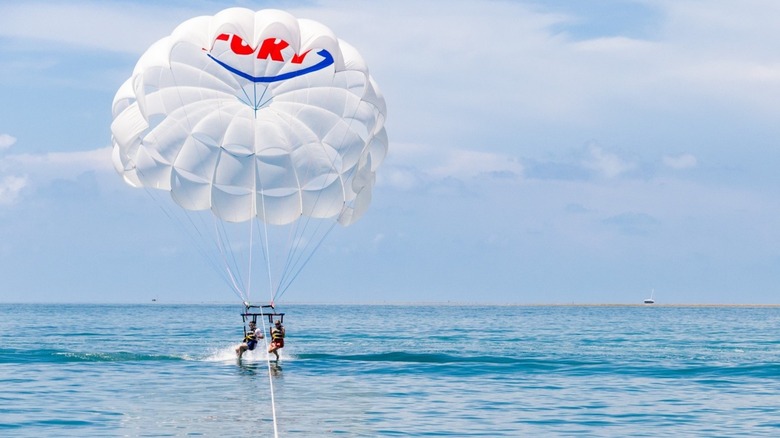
(2, 301), (780, 307)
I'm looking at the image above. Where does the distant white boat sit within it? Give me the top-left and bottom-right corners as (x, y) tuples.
(643, 289), (655, 304)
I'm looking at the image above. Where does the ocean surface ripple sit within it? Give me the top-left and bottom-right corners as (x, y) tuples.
(1, 303), (779, 436)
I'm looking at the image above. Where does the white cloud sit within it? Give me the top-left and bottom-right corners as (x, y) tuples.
(429, 149), (523, 180)
(0, 175), (28, 205)
(583, 145), (635, 178)
(382, 142), (523, 190)
(2, 147), (113, 180)
(380, 167), (421, 192)
(663, 153), (697, 170)
(0, 147), (114, 204)
(0, 134), (16, 151)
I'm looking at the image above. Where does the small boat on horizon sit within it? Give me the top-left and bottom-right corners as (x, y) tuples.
(644, 289), (655, 304)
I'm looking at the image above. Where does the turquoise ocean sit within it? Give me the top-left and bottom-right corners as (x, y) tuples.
(2, 303), (779, 436)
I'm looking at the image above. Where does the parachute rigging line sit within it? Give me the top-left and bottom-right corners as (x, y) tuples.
(135, 169), (247, 302)
(257, 198), (276, 305)
(214, 218), (250, 302)
(274, 220), (338, 302)
(265, 104), (342, 303)
(235, 82), (271, 113)
(151, 51), (249, 303)
(272, 86), (375, 302)
(245, 182), (257, 304)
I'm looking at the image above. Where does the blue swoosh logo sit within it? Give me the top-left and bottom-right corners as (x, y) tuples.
(207, 49), (334, 83)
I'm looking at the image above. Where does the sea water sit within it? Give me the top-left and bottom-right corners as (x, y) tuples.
(1, 303), (779, 437)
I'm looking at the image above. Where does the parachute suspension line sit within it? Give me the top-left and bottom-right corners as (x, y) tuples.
(272, 209), (334, 303)
(337, 90), (377, 196)
(249, 108), (301, 303)
(253, 82), (273, 112)
(213, 218), (249, 303)
(257, 85), (273, 109)
(236, 83), (271, 113)
(178, 207), (244, 299)
(135, 172), (243, 299)
(256, 306), (280, 438)
(209, 216), (244, 301)
(244, 180), (258, 305)
(141, 55), (248, 302)
(261, 97), (345, 303)
(273, 210), (306, 301)
(211, 220), (241, 297)
(268, 112), (319, 302)
(272, 91), (371, 303)
(168, 57), (196, 134)
(274, 220), (338, 303)
(278, 98), (385, 299)
(257, 188), (277, 305)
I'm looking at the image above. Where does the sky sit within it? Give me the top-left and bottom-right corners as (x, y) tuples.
(1, 0), (779, 305)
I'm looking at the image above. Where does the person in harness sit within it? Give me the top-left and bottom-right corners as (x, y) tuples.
(268, 319), (285, 361)
(236, 320), (264, 359)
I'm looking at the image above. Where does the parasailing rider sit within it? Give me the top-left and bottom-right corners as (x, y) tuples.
(236, 320), (264, 359)
(268, 320), (285, 361)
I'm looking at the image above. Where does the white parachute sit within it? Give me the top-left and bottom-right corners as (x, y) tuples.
(111, 8), (388, 304)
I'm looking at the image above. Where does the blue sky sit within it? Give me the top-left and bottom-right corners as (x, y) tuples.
(1, 0), (779, 304)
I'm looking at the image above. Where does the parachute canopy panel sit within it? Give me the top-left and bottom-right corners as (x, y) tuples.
(111, 7), (388, 226)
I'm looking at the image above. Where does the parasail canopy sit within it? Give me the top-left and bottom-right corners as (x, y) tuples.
(111, 7), (387, 226)
(111, 8), (388, 303)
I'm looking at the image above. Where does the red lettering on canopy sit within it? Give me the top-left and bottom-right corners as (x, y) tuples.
(211, 34), (312, 64)
(258, 38), (289, 62)
(230, 35), (255, 55)
(290, 50), (311, 65)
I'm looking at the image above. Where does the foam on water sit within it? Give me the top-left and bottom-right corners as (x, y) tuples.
(202, 343), (291, 364)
